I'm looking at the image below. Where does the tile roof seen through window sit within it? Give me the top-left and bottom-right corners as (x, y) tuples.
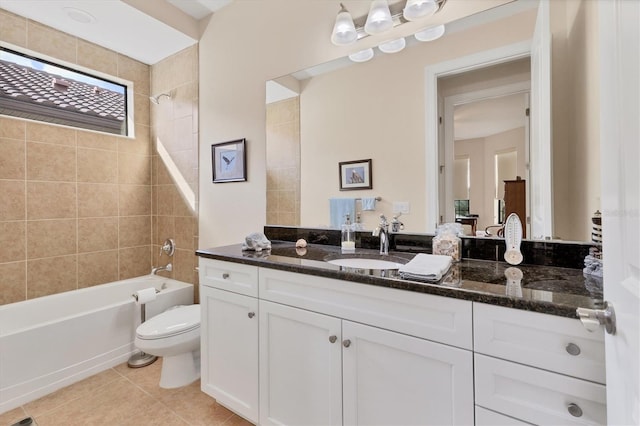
(0, 59), (126, 134)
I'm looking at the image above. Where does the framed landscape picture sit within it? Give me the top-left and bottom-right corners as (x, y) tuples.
(212, 139), (246, 183)
(339, 159), (372, 190)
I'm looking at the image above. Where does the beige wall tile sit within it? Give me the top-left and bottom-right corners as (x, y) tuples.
(77, 183), (118, 218)
(118, 54), (150, 96)
(27, 219), (76, 259)
(119, 216), (151, 248)
(27, 255), (77, 298)
(27, 182), (76, 220)
(77, 39), (118, 76)
(174, 216), (195, 250)
(0, 116), (26, 140)
(119, 185), (151, 216)
(27, 142), (76, 182)
(78, 217), (118, 253)
(77, 148), (118, 183)
(77, 130), (119, 151)
(0, 9), (27, 47)
(134, 93), (150, 127)
(0, 221), (26, 263)
(155, 156), (172, 184)
(78, 250), (119, 288)
(156, 216), (175, 246)
(0, 138), (25, 179)
(0, 180), (25, 221)
(0, 261), (26, 304)
(156, 185), (175, 216)
(120, 124), (150, 155)
(118, 153), (150, 185)
(173, 248), (196, 284)
(173, 190), (194, 217)
(118, 246), (151, 280)
(27, 20), (76, 64)
(26, 122), (76, 146)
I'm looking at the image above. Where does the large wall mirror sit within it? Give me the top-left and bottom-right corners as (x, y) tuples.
(266, 0), (599, 243)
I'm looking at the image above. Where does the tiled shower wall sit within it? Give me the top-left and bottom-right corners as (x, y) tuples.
(266, 97), (301, 226)
(150, 46), (199, 297)
(0, 9), (197, 306)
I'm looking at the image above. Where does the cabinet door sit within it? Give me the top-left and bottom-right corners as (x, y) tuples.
(342, 321), (474, 426)
(200, 286), (259, 423)
(259, 300), (342, 426)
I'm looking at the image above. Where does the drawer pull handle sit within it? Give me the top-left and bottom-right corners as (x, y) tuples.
(329, 335), (337, 343)
(248, 312), (255, 319)
(343, 339), (351, 348)
(566, 343), (581, 356)
(568, 403), (583, 418)
(222, 273), (230, 279)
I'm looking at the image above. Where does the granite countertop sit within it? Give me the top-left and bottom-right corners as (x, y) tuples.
(196, 241), (604, 319)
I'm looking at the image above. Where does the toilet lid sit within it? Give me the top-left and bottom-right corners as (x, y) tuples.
(136, 304), (200, 340)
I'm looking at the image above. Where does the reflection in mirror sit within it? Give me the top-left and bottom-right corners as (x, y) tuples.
(265, 0), (600, 243)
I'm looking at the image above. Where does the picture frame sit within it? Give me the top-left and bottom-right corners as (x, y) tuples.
(212, 138), (247, 183)
(339, 159), (372, 190)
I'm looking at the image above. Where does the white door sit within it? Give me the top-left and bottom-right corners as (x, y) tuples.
(200, 286), (259, 423)
(529, 0), (553, 239)
(342, 321), (474, 425)
(599, 0), (640, 424)
(259, 300), (342, 426)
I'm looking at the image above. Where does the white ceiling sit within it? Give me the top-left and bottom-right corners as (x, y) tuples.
(0, 0), (231, 65)
(454, 92), (527, 140)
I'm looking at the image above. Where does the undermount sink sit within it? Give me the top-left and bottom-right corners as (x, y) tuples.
(324, 254), (408, 270)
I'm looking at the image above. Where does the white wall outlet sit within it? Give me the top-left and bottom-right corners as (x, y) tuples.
(393, 202), (410, 214)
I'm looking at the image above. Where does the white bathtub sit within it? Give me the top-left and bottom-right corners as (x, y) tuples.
(0, 275), (194, 414)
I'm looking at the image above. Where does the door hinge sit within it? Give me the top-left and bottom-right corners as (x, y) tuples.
(439, 116), (443, 124)
(525, 107), (530, 117)
(439, 165), (445, 174)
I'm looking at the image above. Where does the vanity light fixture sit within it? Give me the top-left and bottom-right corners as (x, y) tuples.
(378, 37), (406, 54)
(349, 48), (375, 63)
(364, 0), (394, 35)
(403, 0), (438, 21)
(331, 3), (357, 46)
(414, 24), (446, 42)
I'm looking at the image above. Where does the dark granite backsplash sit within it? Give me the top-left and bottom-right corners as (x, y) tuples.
(264, 225), (597, 269)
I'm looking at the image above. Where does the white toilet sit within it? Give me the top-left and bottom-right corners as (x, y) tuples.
(134, 304), (201, 388)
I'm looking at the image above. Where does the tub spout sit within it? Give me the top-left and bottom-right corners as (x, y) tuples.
(151, 263), (172, 275)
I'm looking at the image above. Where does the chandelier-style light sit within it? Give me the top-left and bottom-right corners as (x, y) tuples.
(364, 0), (394, 35)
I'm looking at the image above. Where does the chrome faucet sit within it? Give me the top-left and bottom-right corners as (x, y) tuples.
(372, 214), (390, 255)
(151, 263), (172, 275)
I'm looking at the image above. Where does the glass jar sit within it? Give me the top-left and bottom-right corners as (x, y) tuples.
(432, 223), (463, 262)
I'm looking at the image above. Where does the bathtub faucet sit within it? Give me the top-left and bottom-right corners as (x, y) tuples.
(151, 263), (172, 275)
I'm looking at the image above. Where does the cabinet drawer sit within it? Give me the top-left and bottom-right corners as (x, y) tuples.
(259, 268), (472, 349)
(475, 354), (606, 425)
(473, 302), (605, 383)
(199, 258), (259, 297)
(475, 406), (532, 425)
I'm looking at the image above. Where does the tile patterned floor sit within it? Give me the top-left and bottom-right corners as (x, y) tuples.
(0, 359), (253, 426)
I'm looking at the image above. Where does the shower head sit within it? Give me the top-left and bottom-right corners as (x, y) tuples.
(149, 93), (171, 104)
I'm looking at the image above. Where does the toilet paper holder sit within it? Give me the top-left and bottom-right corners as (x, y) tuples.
(128, 288), (161, 368)
(576, 302), (616, 335)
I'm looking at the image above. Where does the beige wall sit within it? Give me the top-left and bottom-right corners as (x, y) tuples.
(149, 45), (200, 297)
(266, 97), (301, 226)
(198, 2), (537, 247)
(0, 9), (152, 305)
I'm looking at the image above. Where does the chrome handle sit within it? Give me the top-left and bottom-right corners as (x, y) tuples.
(576, 301), (616, 334)
(343, 339), (351, 348)
(329, 335), (337, 343)
(565, 343), (581, 356)
(567, 403), (583, 418)
(222, 273), (230, 279)
(248, 312), (255, 319)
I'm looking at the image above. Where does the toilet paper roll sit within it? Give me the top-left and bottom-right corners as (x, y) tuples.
(134, 287), (157, 305)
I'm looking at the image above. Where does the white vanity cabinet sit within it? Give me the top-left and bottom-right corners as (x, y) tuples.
(258, 268), (474, 426)
(199, 259), (260, 423)
(473, 303), (606, 425)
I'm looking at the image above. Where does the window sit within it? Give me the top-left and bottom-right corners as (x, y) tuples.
(454, 199), (470, 217)
(0, 46), (128, 136)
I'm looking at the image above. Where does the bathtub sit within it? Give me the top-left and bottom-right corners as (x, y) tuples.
(0, 275), (194, 414)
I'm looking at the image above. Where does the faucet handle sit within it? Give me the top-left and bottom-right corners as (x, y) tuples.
(379, 214), (388, 224)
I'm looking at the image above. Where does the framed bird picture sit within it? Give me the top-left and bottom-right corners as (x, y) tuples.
(212, 139), (247, 183)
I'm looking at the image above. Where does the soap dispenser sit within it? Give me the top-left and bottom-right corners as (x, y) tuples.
(341, 214), (356, 253)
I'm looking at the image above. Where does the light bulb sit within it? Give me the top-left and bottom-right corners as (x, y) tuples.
(403, 0), (437, 21)
(364, 0), (393, 35)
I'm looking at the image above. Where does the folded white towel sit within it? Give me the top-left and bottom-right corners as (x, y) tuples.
(242, 232), (271, 252)
(398, 254), (452, 282)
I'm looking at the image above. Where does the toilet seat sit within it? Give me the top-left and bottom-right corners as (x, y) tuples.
(136, 304), (200, 340)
